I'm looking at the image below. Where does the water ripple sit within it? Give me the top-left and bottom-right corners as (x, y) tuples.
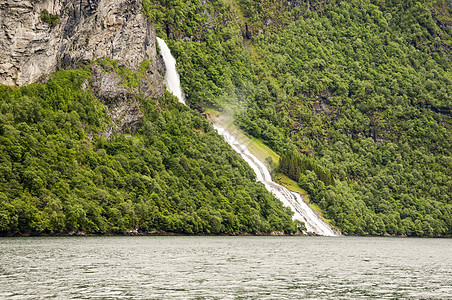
(0, 236), (451, 299)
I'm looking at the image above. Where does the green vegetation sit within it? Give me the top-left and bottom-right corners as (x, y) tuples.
(279, 151), (335, 187)
(40, 9), (59, 27)
(95, 58), (152, 90)
(146, 0), (452, 236)
(0, 66), (299, 235)
(1, 0), (450, 237)
(209, 109), (280, 167)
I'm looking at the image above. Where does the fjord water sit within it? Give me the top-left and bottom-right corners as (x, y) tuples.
(156, 37), (336, 236)
(1, 236), (451, 299)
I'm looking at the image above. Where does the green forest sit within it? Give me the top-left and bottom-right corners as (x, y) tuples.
(0, 67), (300, 234)
(145, 0), (451, 236)
(1, 0), (451, 236)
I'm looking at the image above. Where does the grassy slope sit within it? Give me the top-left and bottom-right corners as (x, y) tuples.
(205, 108), (279, 166)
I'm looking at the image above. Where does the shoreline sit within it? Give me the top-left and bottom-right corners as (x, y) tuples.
(0, 231), (450, 238)
(0, 231), (307, 237)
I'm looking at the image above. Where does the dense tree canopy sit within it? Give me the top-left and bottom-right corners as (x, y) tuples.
(147, 0), (452, 236)
(0, 67), (299, 234)
(1, 0), (450, 236)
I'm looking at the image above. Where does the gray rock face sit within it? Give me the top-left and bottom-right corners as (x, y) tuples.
(90, 63), (145, 137)
(0, 0), (162, 87)
(0, 0), (165, 137)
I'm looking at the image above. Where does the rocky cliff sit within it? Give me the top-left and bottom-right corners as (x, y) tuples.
(0, 0), (165, 135)
(0, 0), (161, 88)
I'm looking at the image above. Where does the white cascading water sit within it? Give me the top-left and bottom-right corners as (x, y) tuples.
(156, 37), (185, 104)
(156, 37), (337, 236)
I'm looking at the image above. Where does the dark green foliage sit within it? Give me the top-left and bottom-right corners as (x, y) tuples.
(279, 151), (334, 186)
(40, 9), (59, 27)
(0, 67), (298, 235)
(170, 29), (256, 109)
(246, 0), (452, 236)
(143, 0), (206, 38)
(147, 0), (452, 236)
(143, 0), (236, 39)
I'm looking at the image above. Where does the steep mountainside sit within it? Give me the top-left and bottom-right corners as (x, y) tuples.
(146, 0), (452, 236)
(0, 0), (159, 86)
(0, 0), (300, 234)
(1, 0), (451, 236)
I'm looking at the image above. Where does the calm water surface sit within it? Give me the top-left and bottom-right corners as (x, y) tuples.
(0, 236), (450, 299)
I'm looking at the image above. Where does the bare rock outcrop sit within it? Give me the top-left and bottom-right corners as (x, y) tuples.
(89, 63), (144, 137)
(0, 0), (163, 92)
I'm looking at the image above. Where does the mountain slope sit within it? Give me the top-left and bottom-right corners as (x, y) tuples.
(0, 0), (300, 235)
(0, 65), (298, 234)
(147, 0), (452, 236)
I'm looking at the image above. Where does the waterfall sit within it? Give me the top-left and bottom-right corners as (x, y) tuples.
(156, 37), (185, 104)
(156, 37), (338, 236)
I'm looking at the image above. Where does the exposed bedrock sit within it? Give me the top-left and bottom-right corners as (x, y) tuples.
(0, 0), (162, 90)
